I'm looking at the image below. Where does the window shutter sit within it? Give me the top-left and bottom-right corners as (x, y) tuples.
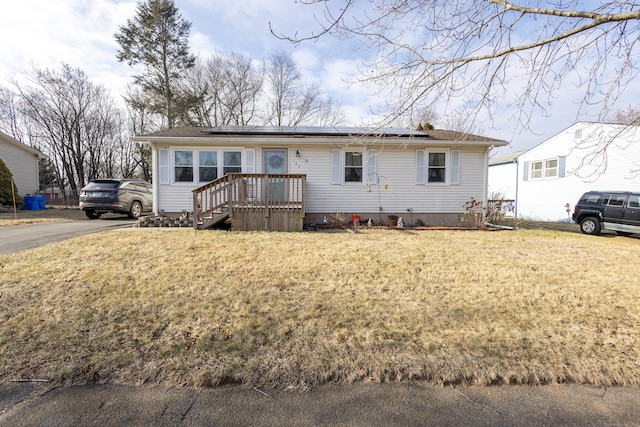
(159, 149), (169, 184)
(244, 149), (255, 173)
(416, 150), (425, 184)
(450, 150), (460, 185)
(366, 149), (377, 184)
(558, 156), (566, 178)
(522, 161), (529, 182)
(331, 149), (342, 184)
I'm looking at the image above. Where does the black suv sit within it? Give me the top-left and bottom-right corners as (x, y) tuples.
(572, 191), (640, 236)
(79, 179), (153, 220)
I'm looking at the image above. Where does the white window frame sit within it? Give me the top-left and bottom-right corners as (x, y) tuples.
(530, 158), (558, 180)
(170, 148), (250, 185)
(198, 150), (218, 183)
(331, 148), (377, 185)
(416, 149), (459, 186)
(174, 150), (194, 183)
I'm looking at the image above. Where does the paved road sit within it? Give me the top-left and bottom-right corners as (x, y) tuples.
(0, 218), (134, 255)
(1, 382), (639, 426)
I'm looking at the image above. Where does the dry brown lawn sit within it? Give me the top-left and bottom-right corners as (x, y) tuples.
(0, 228), (638, 390)
(0, 206), (85, 227)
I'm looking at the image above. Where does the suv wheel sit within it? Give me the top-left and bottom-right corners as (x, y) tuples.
(580, 217), (601, 235)
(128, 201), (143, 219)
(85, 210), (101, 219)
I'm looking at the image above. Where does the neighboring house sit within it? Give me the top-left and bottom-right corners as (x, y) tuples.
(0, 131), (46, 198)
(134, 126), (507, 230)
(488, 122), (640, 221)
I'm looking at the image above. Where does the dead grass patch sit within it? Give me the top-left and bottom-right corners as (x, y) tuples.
(0, 207), (84, 227)
(0, 229), (639, 389)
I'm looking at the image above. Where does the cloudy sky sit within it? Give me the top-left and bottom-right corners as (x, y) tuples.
(0, 0), (636, 153)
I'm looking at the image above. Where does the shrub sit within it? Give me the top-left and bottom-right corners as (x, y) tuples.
(0, 158), (23, 206)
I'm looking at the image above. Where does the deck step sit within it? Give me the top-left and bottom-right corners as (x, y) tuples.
(198, 211), (229, 230)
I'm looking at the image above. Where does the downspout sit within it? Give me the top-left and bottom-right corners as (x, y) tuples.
(483, 145), (492, 220)
(514, 158), (519, 219)
(150, 142), (159, 215)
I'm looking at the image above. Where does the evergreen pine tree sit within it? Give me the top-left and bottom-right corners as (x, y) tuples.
(0, 158), (23, 206)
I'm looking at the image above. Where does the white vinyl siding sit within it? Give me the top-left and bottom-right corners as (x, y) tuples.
(154, 143), (486, 216)
(300, 147), (484, 214)
(0, 134), (41, 197)
(513, 122), (640, 221)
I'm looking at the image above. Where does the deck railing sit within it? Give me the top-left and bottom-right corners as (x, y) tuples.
(192, 173), (306, 230)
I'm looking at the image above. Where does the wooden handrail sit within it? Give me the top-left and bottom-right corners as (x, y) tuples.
(192, 174), (306, 229)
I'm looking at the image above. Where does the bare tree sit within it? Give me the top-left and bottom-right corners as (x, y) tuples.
(10, 65), (125, 201)
(612, 105), (640, 126)
(275, 1), (640, 132)
(264, 51), (343, 126)
(0, 86), (25, 141)
(182, 54), (263, 127)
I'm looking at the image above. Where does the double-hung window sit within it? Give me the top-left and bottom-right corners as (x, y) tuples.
(330, 149), (376, 184)
(199, 151), (218, 182)
(416, 149), (459, 185)
(174, 151), (194, 182)
(345, 152), (363, 182)
(428, 152), (446, 183)
(223, 151), (242, 174)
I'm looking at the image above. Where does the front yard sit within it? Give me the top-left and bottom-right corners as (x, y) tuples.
(0, 228), (638, 389)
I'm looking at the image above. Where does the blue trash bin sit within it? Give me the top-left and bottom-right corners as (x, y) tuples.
(22, 195), (46, 210)
(36, 195), (46, 209)
(23, 195), (36, 210)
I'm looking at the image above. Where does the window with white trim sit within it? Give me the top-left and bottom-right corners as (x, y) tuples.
(174, 151), (193, 182)
(345, 152), (363, 182)
(330, 149), (376, 184)
(171, 149), (248, 184)
(530, 158), (558, 180)
(223, 151), (242, 174)
(416, 149), (459, 185)
(199, 151), (218, 182)
(428, 152), (446, 183)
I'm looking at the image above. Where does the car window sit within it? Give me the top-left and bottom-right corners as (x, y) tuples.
(85, 181), (119, 190)
(580, 194), (601, 204)
(603, 194), (626, 207)
(629, 195), (640, 208)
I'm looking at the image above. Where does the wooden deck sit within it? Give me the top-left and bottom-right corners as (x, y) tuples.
(192, 174), (306, 231)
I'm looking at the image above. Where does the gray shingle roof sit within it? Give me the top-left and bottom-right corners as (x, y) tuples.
(138, 126), (505, 143)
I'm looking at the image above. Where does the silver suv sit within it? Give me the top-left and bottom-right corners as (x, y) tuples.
(80, 179), (152, 220)
(572, 191), (640, 236)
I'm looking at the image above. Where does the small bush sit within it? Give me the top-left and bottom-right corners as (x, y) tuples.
(0, 158), (23, 206)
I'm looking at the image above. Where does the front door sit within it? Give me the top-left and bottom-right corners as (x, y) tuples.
(264, 149), (287, 202)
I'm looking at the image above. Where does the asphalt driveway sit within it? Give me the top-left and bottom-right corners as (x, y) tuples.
(0, 217), (134, 255)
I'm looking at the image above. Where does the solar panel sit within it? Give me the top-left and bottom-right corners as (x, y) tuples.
(204, 126), (431, 138)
